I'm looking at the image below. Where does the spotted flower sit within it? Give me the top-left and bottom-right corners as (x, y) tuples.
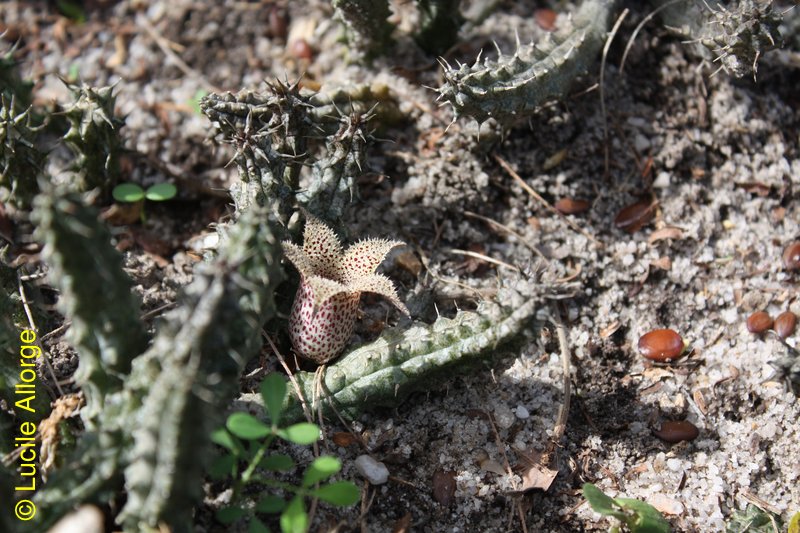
(283, 215), (409, 363)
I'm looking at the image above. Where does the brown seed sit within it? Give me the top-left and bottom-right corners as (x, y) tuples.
(268, 7), (288, 41)
(653, 420), (699, 443)
(614, 199), (655, 233)
(554, 198), (591, 215)
(290, 38), (313, 61)
(638, 329), (684, 362)
(774, 311), (797, 340)
(783, 241), (800, 271)
(534, 8), (557, 31)
(746, 311), (773, 334)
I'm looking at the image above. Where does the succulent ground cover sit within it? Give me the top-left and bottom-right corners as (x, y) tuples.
(1, 1), (799, 532)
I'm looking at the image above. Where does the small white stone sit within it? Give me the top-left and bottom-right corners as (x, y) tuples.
(494, 404), (515, 429)
(666, 458), (683, 472)
(516, 406), (530, 419)
(355, 455), (390, 485)
(653, 171), (671, 188)
(648, 493), (685, 516)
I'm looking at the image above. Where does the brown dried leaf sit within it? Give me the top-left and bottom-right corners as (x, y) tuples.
(650, 256), (672, 271)
(432, 470), (457, 506)
(101, 201), (143, 226)
(331, 432), (359, 448)
(40, 394), (84, 480)
(615, 199), (656, 234)
(693, 389), (708, 415)
(515, 449), (558, 492)
(648, 226), (684, 245)
(391, 512), (412, 533)
(106, 33), (128, 68)
(542, 148), (567, 170)
(394, 249), (423, 277)
(599, 321), (621, 339)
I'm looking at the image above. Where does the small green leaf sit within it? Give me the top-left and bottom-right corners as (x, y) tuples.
(280, 496), (308, 533)
(256, 494), (287, 514)
(190, 88), (208, 115)
(312, 481), (361, 507)
(277, 423), (320, 445)
(208, 454), (237, 480)
(67, 63), (80, 82)
(583, 483), (627, 522)
(302, 456), (341, 487)
(113, 183), (145, 203)
(629, 513), (671, 533)
(145, 182), (177, 201)
(211, 428), (245, 456)
(216, 506), (246, 525)
(261, 373), (287, 426)
(616, 497), (668, 519)
(227, 412), (271, 440)
(56, 0), (86, 23)
(249, 517), (271, 533)
(261, 454), (295, 471)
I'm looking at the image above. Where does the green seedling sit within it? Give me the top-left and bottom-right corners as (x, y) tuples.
(111, 182), (177, 222)
(189, 88), (208, 115)
(209, 374), (360, 533)
(725, 503), (783, 532)
(583, 483), (671, 533)
(56, 0), (87, 23)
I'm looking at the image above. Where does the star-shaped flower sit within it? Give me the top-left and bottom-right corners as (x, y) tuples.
(283, 215), (409, 363)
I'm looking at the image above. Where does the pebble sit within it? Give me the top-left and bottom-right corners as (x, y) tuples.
(493, 404), (515, 429)
(515, 405), (530, 419)
(355, 455), (389, 485)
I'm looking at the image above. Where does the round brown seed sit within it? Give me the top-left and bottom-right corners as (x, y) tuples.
(534, 8), (557, 31)
(290, 39), (313, 60)
(638, 329), (684, 361)
(774, 311), (797, 340)
(554, 198), (591, 215)
(783, 241), (800, 271)
(746, 311), (773, 334)
(614, 199), (655, 233)
(653, 420), (699, 443)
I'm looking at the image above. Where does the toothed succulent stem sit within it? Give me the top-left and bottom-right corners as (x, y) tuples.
(1, 44), (34, 111)
(296, 112), (372, 226)
(415, 0), (466, 55)
(437, 0), (618, 126)
(0, 95), (46, 210)
(332, 0), (395, 61)
(200, 81), (313, 221)
(242, 279), (546, 423)
(34, 189), (149, 427)
(61, 83), (125, 194)
(32, 204), (286, 532)
(653, 0), (783, 78)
